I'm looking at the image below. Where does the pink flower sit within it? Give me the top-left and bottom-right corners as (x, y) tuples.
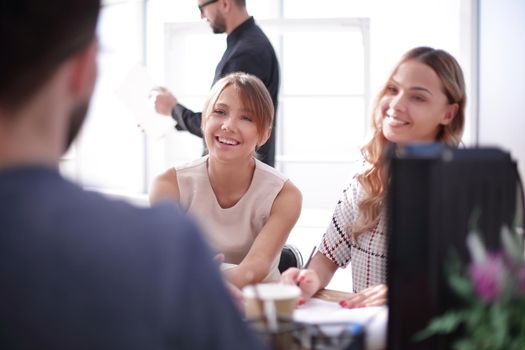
(468, 253), (505, 303)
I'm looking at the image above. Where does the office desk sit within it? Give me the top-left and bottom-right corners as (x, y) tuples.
(293, 289), (387, 350)
(313, 288), (353, 302)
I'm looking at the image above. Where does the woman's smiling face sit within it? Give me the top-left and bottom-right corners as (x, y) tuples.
(380, 59), (457, 144)
(203, 85), (261, 162)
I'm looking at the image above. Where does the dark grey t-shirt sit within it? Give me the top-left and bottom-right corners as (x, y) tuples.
(0, 166), (265, 350)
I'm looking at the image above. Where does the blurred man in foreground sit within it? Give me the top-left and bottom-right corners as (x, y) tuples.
(0, 1), (264, 349)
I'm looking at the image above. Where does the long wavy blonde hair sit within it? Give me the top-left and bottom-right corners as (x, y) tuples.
(352, 47), (466, 237)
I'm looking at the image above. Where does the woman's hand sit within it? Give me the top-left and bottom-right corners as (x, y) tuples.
(281, 252), (339, 304)
(280, 267), (321, 303)
(338, 283), (388, 308)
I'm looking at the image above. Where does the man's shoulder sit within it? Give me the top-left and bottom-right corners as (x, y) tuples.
(238, 31), (273, 51)
(80, 191), (196, 237)
(226, 36), (276, 70)
(38, 174), (199, 242)
(58, 189), (208, 265)
(233, 21), (274, 51)
(0, 166), (203, 251)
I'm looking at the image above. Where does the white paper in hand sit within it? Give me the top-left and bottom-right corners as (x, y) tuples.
(115, 63), (173, 141)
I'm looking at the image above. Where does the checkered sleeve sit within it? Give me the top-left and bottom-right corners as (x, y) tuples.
(318, 177), (360, 268)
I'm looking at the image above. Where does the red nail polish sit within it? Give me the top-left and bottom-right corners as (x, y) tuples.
(339, 300), (347, 307)
(298, 298), (305, 306)
(295, 275), (305, 286)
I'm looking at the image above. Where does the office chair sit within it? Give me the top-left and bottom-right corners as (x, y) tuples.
(278, 244), (303, 273)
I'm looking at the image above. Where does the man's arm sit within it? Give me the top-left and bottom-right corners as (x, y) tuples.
(152, 86), (204, 138)
(172, 104), (203, 138)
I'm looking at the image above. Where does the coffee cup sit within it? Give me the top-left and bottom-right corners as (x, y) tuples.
(243, 283), (301, 320)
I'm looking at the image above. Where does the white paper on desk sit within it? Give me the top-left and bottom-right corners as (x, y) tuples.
(293, 299), (387, 350)
(294, 298), (383, 324)
(115, 63), (173, 141)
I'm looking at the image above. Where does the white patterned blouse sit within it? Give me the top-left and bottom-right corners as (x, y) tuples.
(318, 176), (388, 292)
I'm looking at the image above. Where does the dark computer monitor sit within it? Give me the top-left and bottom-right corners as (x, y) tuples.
(386, 144), (522, 350)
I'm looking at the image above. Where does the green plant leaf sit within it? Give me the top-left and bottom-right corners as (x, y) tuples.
(421, 222), (525, 350)
(412, 311), (465, 341)
(490, 303), (509, 347)
(466, 232), (487, 263)
(501, 226), (524, 263)
(448, 273), (474, 301)
(453, 338), (478, 350)
(444, 253), (475, 302)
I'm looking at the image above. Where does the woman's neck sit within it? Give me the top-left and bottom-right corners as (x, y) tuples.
(206, 156), (256, 208)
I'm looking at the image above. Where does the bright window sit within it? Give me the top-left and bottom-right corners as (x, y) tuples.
(64, 0), (475, 214)
(63, 0), (475, 291)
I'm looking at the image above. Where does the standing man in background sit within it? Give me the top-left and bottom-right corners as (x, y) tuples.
(0, 0), (265, 349)
(153, 0), (279, 167)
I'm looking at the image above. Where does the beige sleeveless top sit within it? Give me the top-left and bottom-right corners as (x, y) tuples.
(176, 156), (288, 282)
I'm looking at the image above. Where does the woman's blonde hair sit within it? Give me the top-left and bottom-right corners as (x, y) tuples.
(201, 72), (273, 146)
(352, 47), (466, 237)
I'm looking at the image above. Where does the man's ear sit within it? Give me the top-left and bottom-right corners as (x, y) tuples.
(441, 103), (459, 125)
(69, 40), (98, 99)
(220, 0), (231, 12)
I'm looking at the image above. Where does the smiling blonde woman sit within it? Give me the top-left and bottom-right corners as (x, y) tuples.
(281, 46), (466, 308)
(150, 72), (302, 289)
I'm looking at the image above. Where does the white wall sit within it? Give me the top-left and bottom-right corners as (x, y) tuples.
(479, 0), (525, 179)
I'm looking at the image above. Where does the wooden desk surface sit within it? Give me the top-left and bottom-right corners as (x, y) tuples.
(313, 288), (352, 303)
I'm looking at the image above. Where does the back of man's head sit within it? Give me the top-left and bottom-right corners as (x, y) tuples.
(0, 0), (101, 111)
